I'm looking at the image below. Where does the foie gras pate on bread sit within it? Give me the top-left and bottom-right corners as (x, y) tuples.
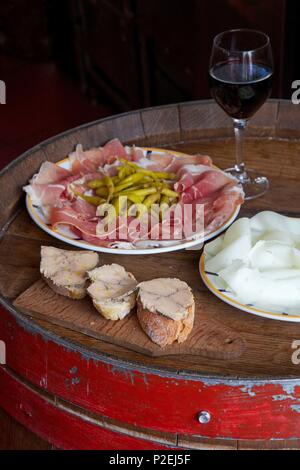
(40, 246), (99, 299)
(87, 263), (138, 320)
(137, 278), (195, 347)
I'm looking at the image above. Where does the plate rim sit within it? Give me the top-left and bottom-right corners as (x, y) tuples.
(26, 147), (241, 255)
(199, 253), (300, 322)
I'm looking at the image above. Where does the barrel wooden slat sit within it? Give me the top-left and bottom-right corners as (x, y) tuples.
(90, 112), (146, 146)
(0, 408), (51, 450)
(140, 106), (181, 145)
(2, 99), (300, 449)
(277, 100), (300, 137)
(248, 100), (279, 136)
(41, 128), (90, 163)
(0, 147), (46, 227)
(179, 100), (232, 140)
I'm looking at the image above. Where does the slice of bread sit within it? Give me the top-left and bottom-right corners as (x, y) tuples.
(137, 278), (195, 347)
(87, 264), (138, 320)
(42, 275), (88, 300)
(40, 246), (99, 299)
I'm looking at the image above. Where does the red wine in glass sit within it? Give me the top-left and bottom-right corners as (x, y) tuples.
(209, 29), (274, 200)
(210, 61), (273, 120)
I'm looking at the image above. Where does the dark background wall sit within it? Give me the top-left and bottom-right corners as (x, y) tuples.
(0, 0), (299, 167)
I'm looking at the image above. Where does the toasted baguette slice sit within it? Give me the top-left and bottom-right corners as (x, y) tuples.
(87, 264), (138, 320)
(42, 275), (87, 300)
(137, 278), (195, 347)
(40, 246), (99, 299)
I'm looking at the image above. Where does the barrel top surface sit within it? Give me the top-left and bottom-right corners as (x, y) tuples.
(2, 98), (300, 381)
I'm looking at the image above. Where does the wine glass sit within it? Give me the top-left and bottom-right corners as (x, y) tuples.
(209, 29), (273, 199)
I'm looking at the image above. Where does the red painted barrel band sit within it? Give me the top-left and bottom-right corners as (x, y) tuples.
(1, 305), (300, 440)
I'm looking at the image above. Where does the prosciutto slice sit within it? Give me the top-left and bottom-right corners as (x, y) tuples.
(176, 166), (236, 203)
(102, 138), (128, 160)
(148, 152), (212, 171)
(23, 162), (73, 206)
(29, 161), (72, 185)
(25, 183), (66, 207)
(50, 206), (135, 247)
(50, 206), (99, 239)
(71, 198), (97, 218)
(203, 185), (244, 235)
(69, 138), (128, 174)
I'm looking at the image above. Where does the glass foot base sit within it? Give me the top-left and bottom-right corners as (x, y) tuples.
(225, 167), (269, 200)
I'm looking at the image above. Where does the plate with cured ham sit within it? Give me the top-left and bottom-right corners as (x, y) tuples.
(24, 138), (244, 254)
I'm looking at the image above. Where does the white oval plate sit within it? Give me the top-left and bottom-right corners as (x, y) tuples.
(26, 147), (241, 255)
(199, 252), (300, 322)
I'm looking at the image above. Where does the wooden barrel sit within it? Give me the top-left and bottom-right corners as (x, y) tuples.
(1, 99), (300, 450)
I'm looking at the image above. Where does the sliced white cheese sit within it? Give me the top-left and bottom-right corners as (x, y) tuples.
(205, 211), (300, 312)
(261, 269), (300, 280)
(205, 217), (251, 272)
(251, 211), (300, 237)
(40, 246), (99, 287)
(259, 229), (296, 245)
(219, 261), (300, 310)
(87, 264), (138, 320)
(203, 233), (224, 258)
(247, 240), (298, 270)
(138, 278), (194, 321)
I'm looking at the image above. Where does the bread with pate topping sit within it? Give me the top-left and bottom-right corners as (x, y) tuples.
(40, 246), (99, 299)
(87, 263), (138, 320)
(137, 278), (195, 347)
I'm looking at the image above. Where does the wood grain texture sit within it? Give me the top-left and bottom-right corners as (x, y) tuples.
(141, 106), (180, 145)
(0, 407), (51, 450)
(1, 99), (300, 380)
(89, 112), (146, 147)
(0, 147), (46, 226)
(277, 100), (300, 137)
(179, 100), (232, 140)
(247, 100), (279, 137)
(41, 128), (89, 163)
(41, 112), (146, 163)
(14, 279), (245, 359)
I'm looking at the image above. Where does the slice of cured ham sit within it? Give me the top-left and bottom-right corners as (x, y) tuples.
(29, 161), (72, 185)
(147, 152), (212, 173)
(50, 206), (98, 239)
(50, 207), (132, 247)
(71, 198), (97, 218)
(25, 183), (66, 207)
(176, 166), (236, 203)
(203, 185), (244, 235)
(23, 161), (73, 206)
(23, 162), (75, 206)
(69, 138), (128, 174)
(102, 138), (128, 160)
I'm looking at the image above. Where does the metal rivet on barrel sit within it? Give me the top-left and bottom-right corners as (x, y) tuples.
(197, 411), (211, 424)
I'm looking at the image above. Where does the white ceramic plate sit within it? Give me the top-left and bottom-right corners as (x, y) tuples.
(199, 252), (300, 322)
(26, 147), (241, 255)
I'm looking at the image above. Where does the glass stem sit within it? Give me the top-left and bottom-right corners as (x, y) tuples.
(233, 118), (248, 182)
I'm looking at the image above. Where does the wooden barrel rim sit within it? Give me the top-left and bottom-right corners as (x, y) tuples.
(1, 98), (300, 383)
